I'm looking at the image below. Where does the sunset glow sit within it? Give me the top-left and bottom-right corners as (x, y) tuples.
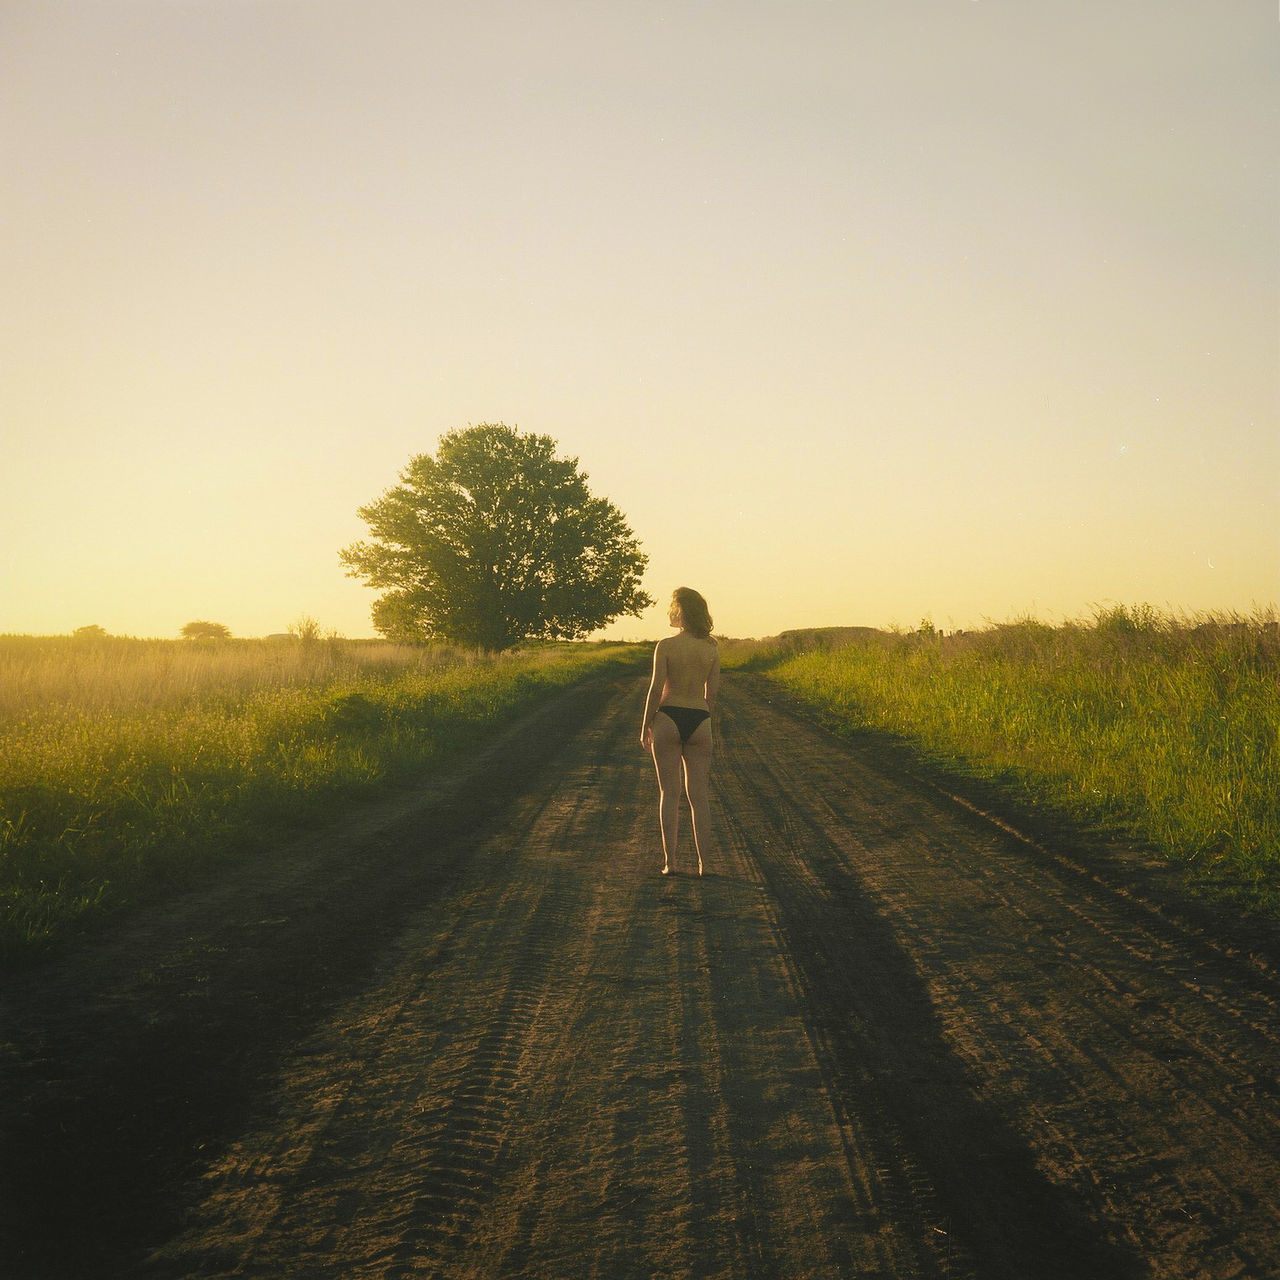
(4, 2), (1275, 640)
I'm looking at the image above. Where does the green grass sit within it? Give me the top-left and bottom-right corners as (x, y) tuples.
(0, 634), (642, 958)
(728, 606), (1280, 915)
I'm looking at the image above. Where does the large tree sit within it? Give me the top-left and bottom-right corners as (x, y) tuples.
(340, 424), (653, 649)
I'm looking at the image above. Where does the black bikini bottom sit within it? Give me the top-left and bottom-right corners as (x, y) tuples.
(657, 705), (711, 743)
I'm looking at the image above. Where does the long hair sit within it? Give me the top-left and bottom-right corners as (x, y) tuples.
(671, 587), (713, 640)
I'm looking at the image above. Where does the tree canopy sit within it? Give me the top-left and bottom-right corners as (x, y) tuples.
(340, 424), (653, 649)
(180, 620), (231, 640)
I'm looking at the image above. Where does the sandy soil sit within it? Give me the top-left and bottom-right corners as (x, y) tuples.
(2, 665), (1279, 1279)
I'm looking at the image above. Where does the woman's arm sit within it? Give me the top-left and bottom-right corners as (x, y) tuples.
(640, 642), (668, 748)
(704, 645), (721, 712)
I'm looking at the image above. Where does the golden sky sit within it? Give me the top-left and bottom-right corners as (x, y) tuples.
(3, 1), (1276, 639)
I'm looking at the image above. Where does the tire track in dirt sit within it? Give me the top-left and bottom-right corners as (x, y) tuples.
(141, 676), (911, 1280)
(714, 686), (1139, 1278)
(716, 673), (1280, 1279)
(0, 671), (624, 1279)
(5, 666), (1279, 1279)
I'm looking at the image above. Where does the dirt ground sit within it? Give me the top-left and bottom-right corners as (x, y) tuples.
(2, 665), (1279, 1279)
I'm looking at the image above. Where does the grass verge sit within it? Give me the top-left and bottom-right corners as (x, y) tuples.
(0, 635), (643, 959)
(726, 607), (1280, 916)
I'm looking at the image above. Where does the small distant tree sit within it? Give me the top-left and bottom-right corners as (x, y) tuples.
(181, 620), (231, 641)
(288, 615), (323, 644)
(340, 423), (653, 649)
(72, 624), (109, 639)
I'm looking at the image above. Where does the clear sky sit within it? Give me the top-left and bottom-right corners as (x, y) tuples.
(4, 1), (1276, 640)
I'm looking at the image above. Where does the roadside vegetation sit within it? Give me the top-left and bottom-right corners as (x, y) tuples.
(0, 633), (641, 958)
(727, 606), (1280, 915)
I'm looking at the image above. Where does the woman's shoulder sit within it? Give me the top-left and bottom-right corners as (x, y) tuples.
(661, 631), (716, 655)
(674, 632), (716, 656)
(653, 635), (678, 662)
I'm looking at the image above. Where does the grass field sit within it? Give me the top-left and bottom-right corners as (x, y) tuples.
(727, 606), (1280, 915)
(0, 634), (641, 958)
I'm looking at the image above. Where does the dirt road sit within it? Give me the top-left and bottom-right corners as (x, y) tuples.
(3, 666), (1279, 1279)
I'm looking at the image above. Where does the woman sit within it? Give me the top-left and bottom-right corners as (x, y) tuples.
(640, 587), (720, 876)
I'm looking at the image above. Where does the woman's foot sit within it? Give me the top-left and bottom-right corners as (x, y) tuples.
(661, 863), (672, 876)
(697, 856), (704, 877)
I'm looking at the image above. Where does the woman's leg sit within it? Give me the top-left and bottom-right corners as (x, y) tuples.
(681, 719), (714, 876)
(649, 712), (683, 872)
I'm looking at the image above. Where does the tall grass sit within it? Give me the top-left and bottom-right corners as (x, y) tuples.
(0, 634), (640, 957)
(0, 634), (486, 719)
(732, 607), (1280, 914)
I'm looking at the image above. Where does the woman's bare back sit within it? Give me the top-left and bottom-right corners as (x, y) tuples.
(656, 632), (719, 709)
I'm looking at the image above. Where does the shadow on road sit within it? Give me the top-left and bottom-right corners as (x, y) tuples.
(717, 792), (1147, 1280)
